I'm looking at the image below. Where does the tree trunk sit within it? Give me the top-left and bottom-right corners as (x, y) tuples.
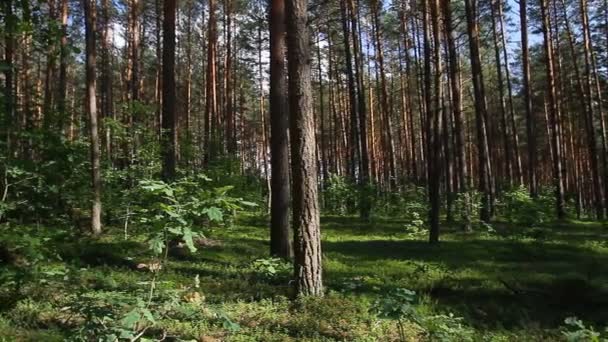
(101, 0), (113, 161)
(3, 0), (15, 151)
(520, 0), (537, 197)
(161, 0), (177, 181)
(286, 0), (323, 297)
(540, 0), (566, 219)
(225, 0), (236, 154)
(269, 0), (293, 259)
(204, 0), (218, 166)
(83, 0), (102, 235)
(497, 0), (523, 185)
(579, 0), (604, 219)
(490, 0), (513, 187)
(371, 0), (397, 190)
(443, 0), (470, 231)
(427, 0), (443, 243)
(464, 0), (493, 222)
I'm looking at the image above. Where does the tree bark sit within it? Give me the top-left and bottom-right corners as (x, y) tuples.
(269, 0), (293, 259)
(161, 0), (177, 181)
(286, 0), (323, 297)
(83, 0), (102, 235)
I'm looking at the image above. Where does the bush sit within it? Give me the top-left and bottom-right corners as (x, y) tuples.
(498, 186), (553, 225)
(134, 175), (257, 256)
(323, 174), (358, 215)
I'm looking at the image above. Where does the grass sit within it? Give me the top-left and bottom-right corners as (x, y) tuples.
(1, 216), (608, 341)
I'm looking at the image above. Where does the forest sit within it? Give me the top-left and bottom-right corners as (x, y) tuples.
(1, 0), (608, 340)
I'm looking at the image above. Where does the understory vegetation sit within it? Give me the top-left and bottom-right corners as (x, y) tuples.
(1, 161), (607, 341)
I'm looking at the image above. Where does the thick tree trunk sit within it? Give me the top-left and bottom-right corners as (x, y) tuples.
(286, 0), (323, 297)
(83, 0), (102, 235)
(269, 0), (293, 259)
(161, 0), (177, 181)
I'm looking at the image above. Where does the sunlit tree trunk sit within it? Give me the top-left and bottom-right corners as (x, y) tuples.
(83, 0), (102, 235)
(286, 0), (323, 297)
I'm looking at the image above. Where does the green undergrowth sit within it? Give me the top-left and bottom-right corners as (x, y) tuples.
(1, 216), (608, 341)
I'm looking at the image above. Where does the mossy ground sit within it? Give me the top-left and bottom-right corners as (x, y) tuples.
(1, 216), (607, 341)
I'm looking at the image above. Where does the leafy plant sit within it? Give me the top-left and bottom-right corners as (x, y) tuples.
(135, 175), (256, 257)
(498, 185), (553, 225)
(323, 174), (358, 215)
(250, 257), (292, 282)
(420, 313), (474, 342)
(561, 317), (606, 342)
(371, 288), (418, 341)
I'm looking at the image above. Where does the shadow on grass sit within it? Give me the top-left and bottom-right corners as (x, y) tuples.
(323, 237), (608, 329)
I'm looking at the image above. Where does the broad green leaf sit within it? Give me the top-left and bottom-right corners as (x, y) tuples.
(203, 207), (223, 222)
(183, 228), (197, 253)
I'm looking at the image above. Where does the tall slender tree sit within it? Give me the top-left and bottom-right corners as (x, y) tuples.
(520, 0), (537, 197)
(3, 0), (15, 150)
(464, 0), (493, 222)
(540, 0), (566, 219)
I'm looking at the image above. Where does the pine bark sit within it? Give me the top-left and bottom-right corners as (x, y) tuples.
(161, 0), (177, 181)
(269, 0), (293, 259)
(83, 0), (102, 235)
(286, 0), (323, 297)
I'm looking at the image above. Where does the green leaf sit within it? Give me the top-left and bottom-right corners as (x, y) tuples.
(183, 228), (197, 253)
(203, 207), (223, 222)
(240, 200), (258, 207)
(121, 309), (141, 329)
(141, 308), (156, 324)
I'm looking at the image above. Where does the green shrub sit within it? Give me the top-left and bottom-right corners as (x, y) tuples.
(323, 174), (358, 215)
(561, 317), (607, 342)
(498, 186), (553, 225)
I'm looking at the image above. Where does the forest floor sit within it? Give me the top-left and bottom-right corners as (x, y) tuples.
(1, 216), (608, 341)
